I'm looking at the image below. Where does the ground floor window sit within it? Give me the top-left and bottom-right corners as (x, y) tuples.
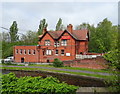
(55, 49), (58, 55)
(61, 50), (64, 56)
(46, 49), (52, 55)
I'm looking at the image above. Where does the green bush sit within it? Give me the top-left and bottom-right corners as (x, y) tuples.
(1, 72), (78, 94)
(52, 58), (63, 67)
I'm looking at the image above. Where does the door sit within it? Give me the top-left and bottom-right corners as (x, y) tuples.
(21, 58), (24, 63)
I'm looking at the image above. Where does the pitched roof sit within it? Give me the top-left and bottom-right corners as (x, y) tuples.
(47, 31), (64, 39)
(72, 30), (88, 40)
(39, 29), (88, 41)
(47, 29), (88, 40)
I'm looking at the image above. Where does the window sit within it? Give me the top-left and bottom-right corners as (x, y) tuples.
(54, 41), (59, 47)
(45, 40), (50, 46)
(28, 49), (31, 55)
(61, 39), (67, 46)
(33, 50), (35, 55)
(46, 49), (51, 55)
(61, 50), (64, 56)
(16, 49), (18, 54)
(20, 49), (22, 54)
(55, 49), (58, 55)
(24, 50), (26, 55)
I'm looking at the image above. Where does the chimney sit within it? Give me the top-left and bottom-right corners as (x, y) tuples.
(67, 24), (73, 34)
(43, 28), (47, 34)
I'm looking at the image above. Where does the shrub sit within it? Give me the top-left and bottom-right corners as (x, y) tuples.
(1, 72), (78, 94)
(52, 58), (63, 67)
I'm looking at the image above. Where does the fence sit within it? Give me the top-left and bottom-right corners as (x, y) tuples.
(76, 54), (101, 59)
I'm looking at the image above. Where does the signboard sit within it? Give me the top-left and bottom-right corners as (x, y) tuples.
(66, 53), (70, 56)
(61, 36), (70, 39)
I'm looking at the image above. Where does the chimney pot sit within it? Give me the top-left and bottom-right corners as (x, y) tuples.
(67, 24), (73, 34)
(43, 28), (47, 34)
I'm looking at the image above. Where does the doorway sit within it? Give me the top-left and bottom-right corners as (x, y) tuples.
(47, 59), (49, 63)
(21, 58), (24, 63)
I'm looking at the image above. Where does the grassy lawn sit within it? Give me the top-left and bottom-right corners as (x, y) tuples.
(0, 66), (110, 79)
(1, 63), (114, 74)
(29, 64), (112, 73)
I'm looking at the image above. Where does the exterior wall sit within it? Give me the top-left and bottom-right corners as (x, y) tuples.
(38, 32), (76, 62)
(13, 46), (38, 63)
(63, 57), (108, 69)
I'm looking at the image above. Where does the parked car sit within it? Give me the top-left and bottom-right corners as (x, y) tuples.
(4, 56), (14, 63)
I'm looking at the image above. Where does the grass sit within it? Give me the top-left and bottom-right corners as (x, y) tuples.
(29, 64), (112, 73)
(0, 66), (111, 79)
(1, 63), (115, 74)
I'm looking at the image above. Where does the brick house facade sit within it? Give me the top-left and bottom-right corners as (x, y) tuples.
(13, 24), (89, 63)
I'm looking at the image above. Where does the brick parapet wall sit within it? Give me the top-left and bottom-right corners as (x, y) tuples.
(63, 56), (108, 69)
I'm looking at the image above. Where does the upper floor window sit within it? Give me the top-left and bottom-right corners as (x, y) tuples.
(33, 50), (35, 55)
(16, 49), (18, 54)
(28, 49), (31, 55)
(24, 50), (26, 55)
(46, 49), (51, 55)
(20, 49), (22, 54)
(55, 49), (58, 55)
(54, 41), (59, 47)
(45, 40), (50, 46)
(61, 39), (67, 46)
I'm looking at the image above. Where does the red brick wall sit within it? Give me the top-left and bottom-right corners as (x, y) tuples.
(38, 32), (76, 62)
(13, 46), (38, 63)
(63, 56), (108, 69)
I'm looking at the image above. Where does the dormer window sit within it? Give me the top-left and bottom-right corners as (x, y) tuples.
(54, 41), (59, 47)
(45, 40), (50, 46)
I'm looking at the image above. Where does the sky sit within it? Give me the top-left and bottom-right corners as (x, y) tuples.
(1, 0), (119, 34)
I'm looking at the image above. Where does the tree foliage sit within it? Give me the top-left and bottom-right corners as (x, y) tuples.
(55, 18), (64, 31)
(1, 72), (78, 94)
(52, 58), (63, 67)
(9, 21), (19, 42)
(37, 19), (48, 35)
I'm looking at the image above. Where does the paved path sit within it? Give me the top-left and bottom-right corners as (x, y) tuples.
(1, 65), (112, 76)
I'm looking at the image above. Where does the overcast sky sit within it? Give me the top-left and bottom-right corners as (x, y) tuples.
(1, 0), (118, 34)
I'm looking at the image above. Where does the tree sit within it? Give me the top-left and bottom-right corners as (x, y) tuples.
(55, 18), (64, 31)
(75, 23), (91, 30)
(9, 21), (19, 42)
(20, 31), (38, 45)
(37, 19), (48, 35)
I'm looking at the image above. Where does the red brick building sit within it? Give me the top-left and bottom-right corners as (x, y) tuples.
(13, 24), (89, 63)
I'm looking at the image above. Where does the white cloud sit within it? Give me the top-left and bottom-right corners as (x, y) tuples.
(1, 2), (118, 34)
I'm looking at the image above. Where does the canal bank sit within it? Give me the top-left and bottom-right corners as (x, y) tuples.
(1, 69), (106, 87)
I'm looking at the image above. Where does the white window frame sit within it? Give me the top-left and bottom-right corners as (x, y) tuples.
(46, 49), (52, 55)
(54, 41), (60, 47)
(61, 39), (67, 46)
(24, 50), (26, 55)
(28, 49), (31, 55)
(16, 49), (18, 54)
(33, 50), (35, 55)
(45, 40), (50, 46)
(61, 50), (64, 56)
(55, 49), (58, 55)
(20, 49), (22, 54)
